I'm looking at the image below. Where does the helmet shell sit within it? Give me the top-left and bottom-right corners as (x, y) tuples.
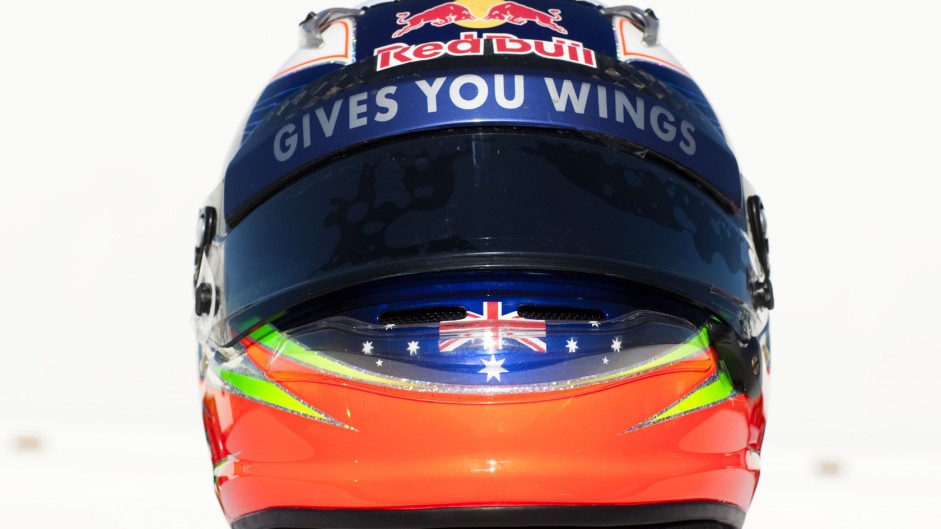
(194, 2), (773, 528)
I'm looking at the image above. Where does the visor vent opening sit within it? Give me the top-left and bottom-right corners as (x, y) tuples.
(517, 305), (605, 321)
(379, 306), (467, 325)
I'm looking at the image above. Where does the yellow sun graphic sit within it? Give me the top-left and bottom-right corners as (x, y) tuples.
(452, 0), (506, 29)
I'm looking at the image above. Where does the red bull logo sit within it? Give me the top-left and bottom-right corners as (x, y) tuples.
(393, 0), (567, 38)
(481, 1), (566, 34)
(393, 3), (477, 38)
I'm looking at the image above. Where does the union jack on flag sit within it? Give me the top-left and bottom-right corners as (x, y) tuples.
(439, 301), (547, 353)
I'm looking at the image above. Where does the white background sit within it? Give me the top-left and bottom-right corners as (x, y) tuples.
(1, 0), (939, 527)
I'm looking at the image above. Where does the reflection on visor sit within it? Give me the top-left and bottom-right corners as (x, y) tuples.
(240, 310), (710, 395)
(221, 130), (751, 334)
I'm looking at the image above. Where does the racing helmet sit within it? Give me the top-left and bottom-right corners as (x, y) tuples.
(194, 1), (774, 528)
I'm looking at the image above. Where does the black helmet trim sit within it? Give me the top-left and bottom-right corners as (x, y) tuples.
(230, 503), (746, 529)
(224, 64), (740, 223)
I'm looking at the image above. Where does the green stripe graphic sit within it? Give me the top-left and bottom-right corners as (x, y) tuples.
(218, 369), (333, 423)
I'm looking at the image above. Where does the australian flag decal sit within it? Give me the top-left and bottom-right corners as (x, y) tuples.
(439, 301), (547, 353)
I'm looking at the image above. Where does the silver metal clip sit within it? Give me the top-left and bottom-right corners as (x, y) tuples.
(602, 6), (660, 47)
(299, 8), (363, 48)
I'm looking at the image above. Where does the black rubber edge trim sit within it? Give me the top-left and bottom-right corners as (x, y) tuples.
(231, 503), (746, 529)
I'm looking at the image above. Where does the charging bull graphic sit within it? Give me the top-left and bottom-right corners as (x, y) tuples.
(393, 3), (477, 37)
(483, 1), (567, 34)
(394, 1), (567, 38)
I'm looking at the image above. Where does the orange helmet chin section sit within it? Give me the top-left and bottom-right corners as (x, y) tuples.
(202, 334), (763, 522)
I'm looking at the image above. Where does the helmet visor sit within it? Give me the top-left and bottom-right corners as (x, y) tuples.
(219, 129), (750, 341)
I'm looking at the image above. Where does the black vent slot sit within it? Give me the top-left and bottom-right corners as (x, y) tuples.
(379, 306), (467, 325)
(517, 305), (605, 321)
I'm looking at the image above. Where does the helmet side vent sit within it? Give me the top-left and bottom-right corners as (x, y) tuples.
(517, 305), (605, 321)
(379, 307), (467, 325)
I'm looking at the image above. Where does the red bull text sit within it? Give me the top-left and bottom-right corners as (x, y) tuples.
(375, 32), (596, 71)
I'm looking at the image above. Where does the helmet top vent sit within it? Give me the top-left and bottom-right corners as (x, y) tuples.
(379, 307), (467, 325)
(516, 305), (605, 322)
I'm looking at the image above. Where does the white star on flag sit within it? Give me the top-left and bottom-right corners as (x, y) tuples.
(566, 338), (579, 353)
(602, 356), (609, 365)
(362, 341), (374, 355)
(611, 338), (622, 353)
(479, 354), (508, 382)
(375, 359), (383, 367)
(590, 321), (600, 328)
(407, 341), (420, 355)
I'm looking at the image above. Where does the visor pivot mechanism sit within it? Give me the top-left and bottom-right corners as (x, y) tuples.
(194, 207), (216, 286)
(195, 283), (215, 316)
(747, 196), (774, 309)
(747, 196), (770, 274)
(753, 278), (774, 310)
(708, 321), (763, 398)
(195, 207), (216, 259)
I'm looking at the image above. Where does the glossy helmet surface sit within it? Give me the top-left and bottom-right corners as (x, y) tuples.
(193, 1), (774, 528)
